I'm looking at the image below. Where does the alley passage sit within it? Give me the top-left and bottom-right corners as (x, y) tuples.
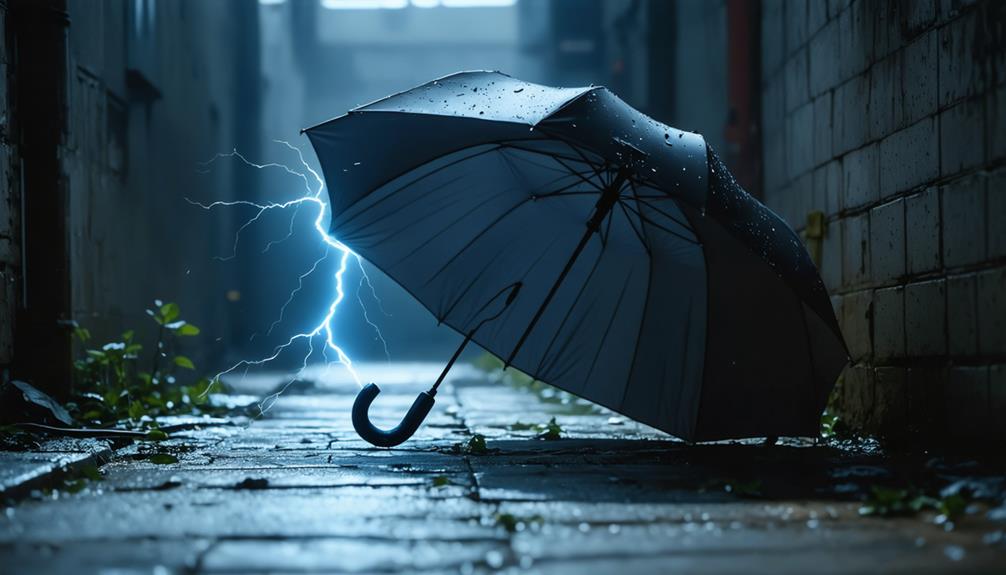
(1, 366), (1004, 574)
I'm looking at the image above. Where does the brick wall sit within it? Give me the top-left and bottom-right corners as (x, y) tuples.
(761, 0), (1006, 440)
(0, 0), (17, 379)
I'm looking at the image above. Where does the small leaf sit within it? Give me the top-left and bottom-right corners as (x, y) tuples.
(144, 429), (169, 441)
(160, 303), (180, 323)
(173, 356), (195, 370)
(122, 330), (134, 343)
(431, 475), (451, 488)
(176, 323), (200, 336)
(79, 465), (103, 482)
(147, 453), (179, 465)
(128, 401), (146, 420)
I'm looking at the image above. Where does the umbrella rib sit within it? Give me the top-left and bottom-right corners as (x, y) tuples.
(422, 196), (536, 288)
(580, 267), (636, 399)
(620, 202), (700, 245)
(532, 242), (607, 377)
(617, 228), (655, 413)
(631, 195), (693, 230)
(387, 185), (513, 268)
(337, 144), (506, 228)
(617, 200), (651, 255)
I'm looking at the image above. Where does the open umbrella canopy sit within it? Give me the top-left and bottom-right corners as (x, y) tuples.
(304, 71), (848, 443)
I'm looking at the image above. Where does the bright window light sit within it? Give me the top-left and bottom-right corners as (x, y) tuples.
(321, 0), (516, 9)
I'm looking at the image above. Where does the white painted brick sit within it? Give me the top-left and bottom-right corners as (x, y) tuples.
(947, 273), (978, 356)
(941, 174), (987, 267)
(842, 289), (873, 362)
(905, 279), (946, 356)
(812, 93), (832, 166)
(873, 286), (905, 360)
(940, 96), (987, 177)
(870, 198), (906, 282)
(879, 118), (938, 197)
(842, 143), (879, 209)
(905, 188), (941, 274)
(842, 212), (871, 286)
(902, 29), (938, 126)
(977, 267), (1006, 356)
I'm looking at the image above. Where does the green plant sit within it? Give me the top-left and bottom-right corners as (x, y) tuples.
(858, 485), (968, 519)
(67, 300), (224, 429)
(452, 433), (488, 455)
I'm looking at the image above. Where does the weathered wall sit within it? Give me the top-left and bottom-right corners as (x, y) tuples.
(761, 0), (1006, 440)
(1, 0), (260, 392)
(0, 0), (16, 381)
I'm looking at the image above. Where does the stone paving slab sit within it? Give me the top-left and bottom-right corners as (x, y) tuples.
(0, 366), (1004, 574)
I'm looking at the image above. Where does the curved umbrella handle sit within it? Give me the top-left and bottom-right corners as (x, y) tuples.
(351, 383), (436, 448)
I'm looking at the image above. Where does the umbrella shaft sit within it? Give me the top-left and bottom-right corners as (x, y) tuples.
(505, 171), (627, 368)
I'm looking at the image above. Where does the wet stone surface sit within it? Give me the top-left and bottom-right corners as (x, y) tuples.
(1, 368), (1004, 574)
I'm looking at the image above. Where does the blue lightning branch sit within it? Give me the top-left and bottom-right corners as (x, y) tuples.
(190, 140), (390, 413)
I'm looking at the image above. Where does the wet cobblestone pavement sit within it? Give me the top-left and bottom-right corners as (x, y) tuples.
(1, 365), (1005, 574)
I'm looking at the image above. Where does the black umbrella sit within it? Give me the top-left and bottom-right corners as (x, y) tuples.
(304, 71), (848, 446)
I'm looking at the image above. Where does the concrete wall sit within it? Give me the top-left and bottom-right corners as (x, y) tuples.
(761, 0), (1006, 440)
(1, 0), (260, 390)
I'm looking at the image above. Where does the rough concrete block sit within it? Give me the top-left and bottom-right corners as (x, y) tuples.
(838, 0), (875, 81)
(977, 267), (1006, 356)
(940, 97), (986, 176)
(905, 279), (946, 356)
(902, 30), (938, 127)
(941, 174), (987, 268)
(873, 0), (905, 59)
(821, 159), (844, 216)
(869, 51), (903, 141)
(821, 218), (842, 291)
(989, 169), (1006, 258)
(907, 366), (945, 431)
(903, 0), (936, 37)
(991, 364), (1006, 440)
(905, 188), (941, 275)
(808, 0), (828, 37)
(947, 366), (990, 438)
(842, 143), (879, 209)
(761, 0), (786, 75)
(785, 0), (809, 54)
(938, 10), (983, 107)
(842, 212), (871, 287)
(842, 289), (873, 362)
(879, 118), (938, 197)
(873, 286), (905, 360)
(790, 171), (815, 228)
(788, 102), (815, 178)
(947, 273), (978, 356)
(832, 74), (871, 155)
(830, 0), (852, 19)
(870, 198), (905, 282)
(763, 130), (787, 192)
(809, 20), (840, 97)
(840, 364), (876, 429)
(988, 83), (1006, 164)
(785, 49), (810, 113)
(812, 93), (833, 166)
(873, 366), (908, 434)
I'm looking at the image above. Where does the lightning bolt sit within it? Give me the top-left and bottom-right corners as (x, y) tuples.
(190, 140), (389, 413)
